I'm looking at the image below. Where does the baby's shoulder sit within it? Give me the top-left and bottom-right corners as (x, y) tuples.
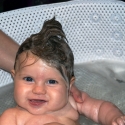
(0, 108), (17, 125)
(1, 107), (17, 117)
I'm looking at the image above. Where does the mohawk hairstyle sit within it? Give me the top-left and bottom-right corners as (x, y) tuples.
(14, 17), (74, 83)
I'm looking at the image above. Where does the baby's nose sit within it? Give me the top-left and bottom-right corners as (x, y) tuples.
(32, 84), (46, 95)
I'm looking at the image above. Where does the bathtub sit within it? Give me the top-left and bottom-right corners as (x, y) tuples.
(0, 0), (125, 124)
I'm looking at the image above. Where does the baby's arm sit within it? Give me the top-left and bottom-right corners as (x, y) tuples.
(76, 91), (125, 125)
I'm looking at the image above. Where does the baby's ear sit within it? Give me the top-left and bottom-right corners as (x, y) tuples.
(11, 70), (15, 79)
(70, 77), (75, 90)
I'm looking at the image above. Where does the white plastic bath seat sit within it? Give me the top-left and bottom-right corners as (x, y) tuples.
(0, 0), (125, 124)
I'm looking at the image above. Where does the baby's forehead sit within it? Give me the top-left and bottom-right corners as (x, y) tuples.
(15, 51), (39, 69)
(16, 51), (70, 85)
(16, 51), (55, 70)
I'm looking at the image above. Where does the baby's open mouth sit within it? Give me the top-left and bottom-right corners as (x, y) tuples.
(29, 99), (47, 107)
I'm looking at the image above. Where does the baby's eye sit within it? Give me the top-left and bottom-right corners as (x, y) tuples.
(23, 77), (34, 82)
(47, 80), (58, 84)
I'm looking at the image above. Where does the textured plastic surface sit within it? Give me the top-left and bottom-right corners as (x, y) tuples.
(0, 0), (125, 124)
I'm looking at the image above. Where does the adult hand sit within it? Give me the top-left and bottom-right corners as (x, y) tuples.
(70, 84), (83, 103)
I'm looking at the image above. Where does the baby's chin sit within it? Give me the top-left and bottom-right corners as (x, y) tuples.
(20, 106), (58, 116)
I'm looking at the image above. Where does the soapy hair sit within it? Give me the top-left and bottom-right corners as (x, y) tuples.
(14, 17), (74, 83)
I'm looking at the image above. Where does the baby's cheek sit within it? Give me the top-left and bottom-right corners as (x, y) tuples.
(52, 88), (68, 102)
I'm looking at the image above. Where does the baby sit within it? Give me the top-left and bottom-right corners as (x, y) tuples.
(0, 17), (125, 125)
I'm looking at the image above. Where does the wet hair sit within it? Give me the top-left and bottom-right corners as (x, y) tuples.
(14, 17), (74, 84)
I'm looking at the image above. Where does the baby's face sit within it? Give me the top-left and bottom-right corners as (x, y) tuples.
(12, 52), (70, 115)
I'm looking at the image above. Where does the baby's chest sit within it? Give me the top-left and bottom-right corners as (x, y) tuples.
(21, 115), (59, 125)
(18, 115), (78, 125)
